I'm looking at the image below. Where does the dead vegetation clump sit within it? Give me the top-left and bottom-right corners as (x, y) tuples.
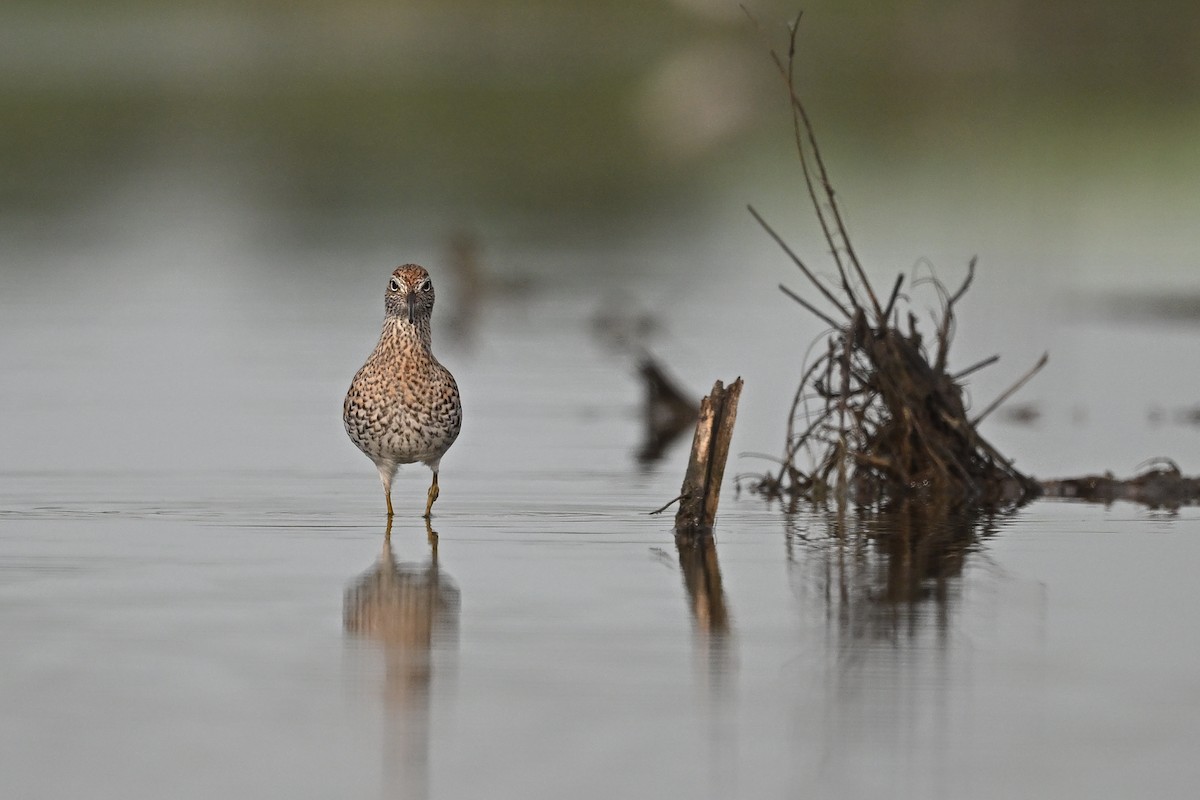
(745, 16), (1044, 511)
(1041, 459), (1200, 510)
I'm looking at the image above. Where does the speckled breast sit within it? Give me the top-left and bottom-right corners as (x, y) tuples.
(343, 358), (462, 466)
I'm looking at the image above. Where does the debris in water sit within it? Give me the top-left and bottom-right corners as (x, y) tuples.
(743, 15), (1044, 511)
(637, 355), (700, 464)
(1041, 459), (1200, 510)
(999, 403), (1041, 426)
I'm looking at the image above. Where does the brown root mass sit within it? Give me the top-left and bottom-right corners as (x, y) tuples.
(744, 14), (1043, 511)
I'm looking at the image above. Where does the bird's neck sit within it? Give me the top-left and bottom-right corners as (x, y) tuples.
(381, 316), (433, 354)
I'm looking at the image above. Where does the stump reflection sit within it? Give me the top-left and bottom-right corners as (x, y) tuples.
(675, 531), (734, 692)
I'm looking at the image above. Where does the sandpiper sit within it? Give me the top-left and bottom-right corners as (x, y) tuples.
(344, 265), (462, 518)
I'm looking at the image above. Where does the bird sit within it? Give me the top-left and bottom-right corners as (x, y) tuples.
(344, 265), (462, 519)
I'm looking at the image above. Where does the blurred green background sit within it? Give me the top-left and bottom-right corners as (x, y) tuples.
(3, 0), (1199, 282)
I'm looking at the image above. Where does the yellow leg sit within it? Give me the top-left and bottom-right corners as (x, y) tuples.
(379, 466), (396, 519)
(423, 472), (440, 519)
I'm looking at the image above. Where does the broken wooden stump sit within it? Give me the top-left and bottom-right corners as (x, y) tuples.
(674, 378), (743, 535)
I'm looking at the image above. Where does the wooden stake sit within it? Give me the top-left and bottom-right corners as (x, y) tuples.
(675, 378), (744, 534)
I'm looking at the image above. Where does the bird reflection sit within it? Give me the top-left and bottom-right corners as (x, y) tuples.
(344, 518), (460, 800)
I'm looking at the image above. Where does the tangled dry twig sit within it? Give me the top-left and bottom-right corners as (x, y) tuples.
(744, 14), (1044, 510)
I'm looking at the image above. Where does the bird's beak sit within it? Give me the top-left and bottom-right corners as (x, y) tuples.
(407, 292), (417, 324)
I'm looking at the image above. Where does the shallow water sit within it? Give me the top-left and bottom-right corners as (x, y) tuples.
(3, 238), (1200, 799)
(6, 0), (1200, 793)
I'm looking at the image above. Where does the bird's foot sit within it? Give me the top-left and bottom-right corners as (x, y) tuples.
(423, 481), (440, 519)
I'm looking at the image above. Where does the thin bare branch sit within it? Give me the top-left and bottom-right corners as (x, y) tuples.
(948, 257), (977, 307)
(750, 205), (851, 320)
(777, 19), (881, 322)
(779, 284), (844, 331)
(649, 494), (683, 515)
(953, 354), (1000, 380)
(971, 353), (1049, 426)
(882, 273), (905, 321)
(746, 10), (851, 296)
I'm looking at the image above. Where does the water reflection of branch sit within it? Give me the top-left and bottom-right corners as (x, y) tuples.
(675, 532), (734, 687)
(676, 532), (730, 634)
(343, 519), (460, 800)
(787, 504), (1001, 645)
(674, 531), (737, 795)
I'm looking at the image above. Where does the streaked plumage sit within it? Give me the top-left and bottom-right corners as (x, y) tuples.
(344, 265), (462, 518)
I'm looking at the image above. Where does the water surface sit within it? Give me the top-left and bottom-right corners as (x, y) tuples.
(3, 250), (1200, 798)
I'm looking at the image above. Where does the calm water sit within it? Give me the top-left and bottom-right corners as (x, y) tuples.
(5, 1), (1200, 794)
(3, 219), (1200, 800)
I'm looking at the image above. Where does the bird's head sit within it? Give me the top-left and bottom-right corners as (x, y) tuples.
(385, 264), (435, 325)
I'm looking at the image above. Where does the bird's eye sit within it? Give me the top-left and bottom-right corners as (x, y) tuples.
(419, 279), (432, 292)
(389, 278), (402, 292)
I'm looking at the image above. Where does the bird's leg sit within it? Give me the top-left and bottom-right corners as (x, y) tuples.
(424, 471), (440, 519)
(378, 466), (395, 519)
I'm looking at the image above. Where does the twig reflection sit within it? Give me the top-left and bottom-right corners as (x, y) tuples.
(675, 531), (734, 687)
(676, 532), (731, 635)
(674, 530), (737, 795)
(787, 504), (1000, 645)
